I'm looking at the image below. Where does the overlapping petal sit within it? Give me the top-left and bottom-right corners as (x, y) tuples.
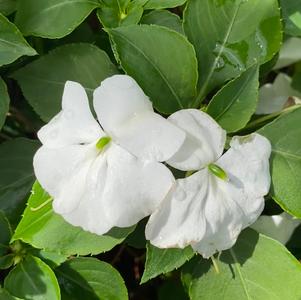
(93, 75), (185, 161)
(167, 109), (226, 171)
(38, 81), (103, 148)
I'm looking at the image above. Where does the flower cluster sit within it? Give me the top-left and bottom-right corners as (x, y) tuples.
(33, 75), (271, 258)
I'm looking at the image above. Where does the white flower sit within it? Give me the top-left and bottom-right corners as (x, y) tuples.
(146, 109), (271, 258)
(33, 75), (185, 235)
(251, 212), (301, 244)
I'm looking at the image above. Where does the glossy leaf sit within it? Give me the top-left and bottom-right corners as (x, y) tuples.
(0, 211), (11, 256)
(182, 229), (301, 299)
(207, 65), (259, 132)
(0, 77), (9, 129)
(0, 13), (36, 66)
(15, 0), (100, 39)
(109, 24), (198, 113)
(141, 10), (183, 34)
(183, 0), (282, 102)
(280, 0), (301, 37)
(141, 243), (194, 283)
(12, 43), (118, 122)
(4, 256), (60, 300)
(144, 0), (186, 9)
(13, 182), (134, 256)
(56, 257), (128, 300)
(0, 138), (39, 223)
(0, 0), (16, 15)
(258, 107), (301, 217)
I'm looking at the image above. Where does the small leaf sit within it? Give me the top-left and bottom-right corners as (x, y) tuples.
(207, 65), (259, 132)
(0, 77), (9, 129)
(183, 0), (282, 102)
(258, 107), (301, 218)
(110, 24), (198, 114)
(0, 254), (14, 270)
(0, 13), (36, 66)
(182, 229), (301, 299)
(144, 0), (186, 9)
(12, 43), (118, 122)
(13, 182), (134, 256)
(141, 243), (194, 284)
(141, 10), (184, 34)
(15, 0), (100, 38)
(56, 257), (128, 300)
(0, 138), (39, 224)
(4, 255), (60, 300)
(279, 0), (301, 37)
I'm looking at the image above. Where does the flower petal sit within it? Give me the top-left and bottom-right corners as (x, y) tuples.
(38, 81), (103, 148)
(167, 109), (226, 171)
(54, 144), (174, 235)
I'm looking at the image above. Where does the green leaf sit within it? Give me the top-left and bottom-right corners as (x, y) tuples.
(0, 138), (39, 224)
(182, 229), (301, 299)
(4, 255), (60, 300)
(207, 65), (259, 132)
(280, 0), (301, 37)
(0, 254), (14, 269)
(258, 107), (301, 218)
(0, 13), (36, 66)
(141, 10), (183, 34)
(144, 0), (186, 9)
(183, 0), (282, 102)
(0, 288), (21, 300)
(109, 24), (198, 114)
(56, 257), (128, 300)
(0, 211), (11, 255)
(141, 243), (194, 284)
(13, 182), (134, 256)
(0, 0), (16, 15)
(15, 0), (100, 39)
(12, 43), (118, 122)
(97, 0), (144, 28)
(0, 77), (9, 129)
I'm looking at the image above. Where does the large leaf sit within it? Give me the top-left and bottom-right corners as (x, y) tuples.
(56, 257), (128, 300)
(15, 0), (100, 39)
(0, 13), (36, 66)
(280, 0), (301, 37)
(0, 0), (16, 15)
(0, 211), (11, 256)
(258, 107), (301, 217)
(0, 138), (39, 223)
(207, 65), (259, 132)
(182, 229), (301, 299)
(12, 43), (118, 122)
(183, 0), (282, 102)
(109, 24), (198, 114)
(0, 77), (9, 129)
(0, 288), (21, 300)
(144, 0), (186, 9)
(141, 243), (194, 284)
(4, 255), (60, 300)
(13, 182), (134, 256)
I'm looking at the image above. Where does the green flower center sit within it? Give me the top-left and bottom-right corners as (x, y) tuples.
(208, 163), (228, 181)
(96, 136), (111, 151)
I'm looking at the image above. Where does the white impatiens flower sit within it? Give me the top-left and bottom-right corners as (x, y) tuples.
(146, 109), (271, 258)
(251, 212), (301, 244)
(33, 75), (185, 235)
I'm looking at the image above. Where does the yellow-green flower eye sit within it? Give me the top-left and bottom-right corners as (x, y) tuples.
(208, 163), (228, 181)
(96, 136), (111, 151)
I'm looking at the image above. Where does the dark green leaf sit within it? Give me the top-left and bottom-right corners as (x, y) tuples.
(15, 0), (100, 39)
(207, 65), (259, 132)
(0, 138), (39, 224)
(12, 43), (118, 122)
(0, 254), (14, 269)
(183, 0), (282, 102)
(182, 229), (301, 299)
(141, 10), (183, 34)
(4, 255), (60, 300)
(110, 24), (198, 113)
(280, 0), (301, 37)
(13, 182), (134, 256)
(258, 107), (301, 217)
(144, 0), (186, 9)
(0, 211), (11, 255)
(0, 288), (21, 300)
(56, 257), (128, 300)
(0, 13), (36, 66)
(141, 243), (194, 283)
(0, 77), (9, 129)
(0, 0), (16, 15)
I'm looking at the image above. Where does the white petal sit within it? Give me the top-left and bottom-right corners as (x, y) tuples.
(93, 75), (153, 133)
(113, 111), (185, 161)
(58, 144), (174, 235)
(38, 81), (103, 148)
(251, 212), (301, 244)
(167, 109), (226, 171)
